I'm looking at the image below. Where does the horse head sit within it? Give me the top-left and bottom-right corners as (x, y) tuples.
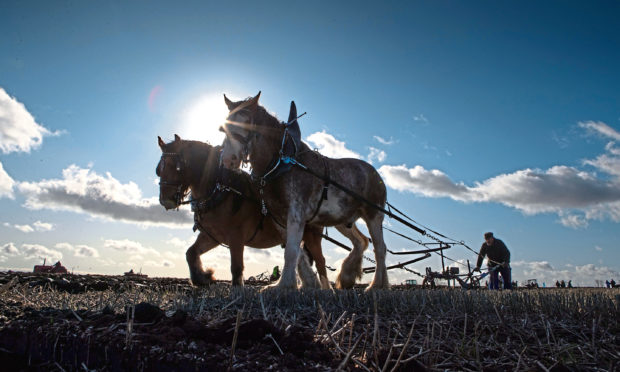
(156, 135), (219, 210)
(156, 134), (190, 210)
(219, 92), (263, 169)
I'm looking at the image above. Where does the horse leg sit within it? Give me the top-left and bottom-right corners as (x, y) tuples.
(335, 224), (369, 289)
(186, 232), (218, 286)
(364, 213), (390, 291)
(302, 228), (331, 289)
(297, 245), (320, 288)
(270, 215), (304, 290)
(229, 236), (245, 286)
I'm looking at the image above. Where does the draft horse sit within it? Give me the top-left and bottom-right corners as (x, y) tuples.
(156, 135), (330, 288)
(219, 92), (390, 291)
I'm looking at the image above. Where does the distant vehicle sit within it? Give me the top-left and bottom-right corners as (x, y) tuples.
(525, 279), (538, 288)
(33, 259), (68, 274)
(124, 269), (148, 278)
(402, 279), (417, 286)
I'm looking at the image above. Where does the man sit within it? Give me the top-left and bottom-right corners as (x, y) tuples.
(474, 232), (511, 290)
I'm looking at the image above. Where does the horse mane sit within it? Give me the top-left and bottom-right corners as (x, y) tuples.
(164, 139), (221, 190)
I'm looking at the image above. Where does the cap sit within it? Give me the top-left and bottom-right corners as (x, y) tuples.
(484, 232), (494, 239)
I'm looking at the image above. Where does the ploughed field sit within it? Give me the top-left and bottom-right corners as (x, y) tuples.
(0, 272), (618, 371)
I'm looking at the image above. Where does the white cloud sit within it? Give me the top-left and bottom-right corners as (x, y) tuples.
(5, 223), (35, 233)
(367, 147), (387, 165)
(579, 120), (620, 141)
(104, 239), (160, 256)
(373, 135), (396, 145)
(0, 87), (62, 154)
(3, 220), (55, 233)
(412, 114), (429, 124)
(0, 161), (15, 199)
(22, 244), (62, 262)
(1, 242), (19, 255)
(55, 242), (99, 257)
(595, 246), (603, 252)
(17, 165), (192, 229)
(144, 259), (175, 268)
(510, 260), (619, 287)
(379, 154), (620, 227)
(33, 220), (54, 231)
(165, 236), (195, 248)
(305, 131), (361, 159)
(558, 213), (588, 229)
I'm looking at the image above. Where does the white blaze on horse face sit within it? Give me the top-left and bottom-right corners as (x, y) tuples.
(221, 111), (251, 169)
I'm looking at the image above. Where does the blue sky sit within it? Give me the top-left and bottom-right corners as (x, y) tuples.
(1, 1), (619, 286)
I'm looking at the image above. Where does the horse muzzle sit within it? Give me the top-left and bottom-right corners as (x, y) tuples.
(160, 197), (179, 210)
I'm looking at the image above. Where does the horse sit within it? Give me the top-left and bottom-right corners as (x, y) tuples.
(156, 135), (330, 288)
(219, 92), (389, 291)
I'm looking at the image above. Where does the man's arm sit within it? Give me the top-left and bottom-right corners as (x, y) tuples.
(476, 245), (486, 269)
(497, 239), (510, 264)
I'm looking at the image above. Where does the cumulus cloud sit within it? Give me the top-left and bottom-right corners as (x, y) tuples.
(305, 131), (361, 159)
(557, 213), (588, 229)
(17, 165), (192, 229)
(55, 242), (99, 258)
(0, 87), (62, 154)
(511, 260), (618, 286)
(379, 122), (620, 227)
(165, 236), (195, 249)
(0, 161), (15, 199)
(3, 223), (34, 233)
(22, 244), (62, 262)
(3, 220), (55, 233)
(1, 242), (19, 255)
(104, 239), (160, 257)
(144, 259), (174, 268)
(579, 120), (620, 141)
(367, 147), (387, 165)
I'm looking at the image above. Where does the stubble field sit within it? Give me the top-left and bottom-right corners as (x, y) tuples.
(0, 271), (618, 371)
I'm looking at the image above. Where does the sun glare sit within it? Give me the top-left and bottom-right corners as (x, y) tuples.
(179, 94), (229, 145)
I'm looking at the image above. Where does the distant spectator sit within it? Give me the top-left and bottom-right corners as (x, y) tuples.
(556, 280), (561, 288)
(475, 232), (511, 290)
(606, 280), (611, 288)
(542, 282), (546, 288)
(611, 279), (617, 288)
(568, 280), (573, 288)
(561, 280), (566, 288)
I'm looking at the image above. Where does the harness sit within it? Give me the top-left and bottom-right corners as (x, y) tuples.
(245, 112), (330, 223)
(158, 152), (189, 206)
(158, 150), (264, 245)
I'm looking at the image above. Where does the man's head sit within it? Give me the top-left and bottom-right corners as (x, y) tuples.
(484, 232), (494, 245)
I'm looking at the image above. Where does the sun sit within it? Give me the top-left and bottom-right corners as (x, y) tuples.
(178, 94), (229, 145)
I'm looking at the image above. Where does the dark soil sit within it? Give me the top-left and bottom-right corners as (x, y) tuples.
(0, 271), (618, 371)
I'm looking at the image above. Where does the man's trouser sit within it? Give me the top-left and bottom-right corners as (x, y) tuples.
(489, 265), (512, 290)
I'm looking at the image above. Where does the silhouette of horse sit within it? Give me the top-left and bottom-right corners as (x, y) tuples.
(219, 92), (389, 291)
(157, 135), (330, 288)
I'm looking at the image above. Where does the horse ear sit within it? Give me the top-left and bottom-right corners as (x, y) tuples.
(246, 91), (261, 111)
(287, 101), (297, 124)
(224, 94), (235, 111)
(158, 136), (166, 150)
(174, 134), (181, 142)
(286, 101), (302, 152)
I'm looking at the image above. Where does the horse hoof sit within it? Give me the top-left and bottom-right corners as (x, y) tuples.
(190, 269), (216, 287)
(260, 279), (297, 292)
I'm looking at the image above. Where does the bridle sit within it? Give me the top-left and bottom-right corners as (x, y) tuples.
(220, 108), (258, 165)
(157, 151), (189, 207)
